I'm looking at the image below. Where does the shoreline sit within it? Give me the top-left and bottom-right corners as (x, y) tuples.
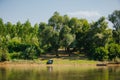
(0, 59), (120, 67)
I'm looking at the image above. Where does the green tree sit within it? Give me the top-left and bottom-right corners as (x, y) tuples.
(69, 17), (81, 34)
(5, 22), (13, 37)
(0, 36), (10, 61)
(48, 11), (63, 31)
(109, 10), (120, 44)
(62, 34), (74, 56)
(84, 17), (112, 57)
(50, 31), (60, 57)
(74, 19), (90, 52)
(0, 18), (5, 36)
(107, 43), (120, 61)
(38, 24), (53, 52)
(38, 22), (48, 53)
(63, 15), (70, 25)
(60, 25), (74, 56)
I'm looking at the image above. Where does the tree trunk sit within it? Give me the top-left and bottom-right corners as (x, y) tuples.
(67, 47), (71, 56)
(55, 49), (59, 58)
(65, 47), (67, 54)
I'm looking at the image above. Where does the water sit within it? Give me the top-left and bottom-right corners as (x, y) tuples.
(0, 65), (120, 80)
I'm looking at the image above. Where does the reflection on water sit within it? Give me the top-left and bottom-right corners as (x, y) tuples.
(0, 65), (120, 80)
(47, 66), (53, 72)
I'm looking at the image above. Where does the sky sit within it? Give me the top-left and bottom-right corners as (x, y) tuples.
(0, 0), (120, 26)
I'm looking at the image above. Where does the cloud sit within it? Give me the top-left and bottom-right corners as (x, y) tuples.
(67, 11), (101, 18)
(67, 11), (102, 22)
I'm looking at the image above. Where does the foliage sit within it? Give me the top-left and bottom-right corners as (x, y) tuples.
(10, 52), (21, 59)
(0, 49), (10, 61)
(107, 43), (120, 61)
(109, 10), (120, 44)
(0, 10), (120, 61)
(93, 47), (108, 61)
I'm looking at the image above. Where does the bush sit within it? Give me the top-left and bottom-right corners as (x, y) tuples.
(0, 49), (10, 61)
(93, 47), (108, 61)
(10, 52), (21, 59)
(107, 43), (120, 61)
(20, 46), (39, 60)
(8, 41), (30, 53)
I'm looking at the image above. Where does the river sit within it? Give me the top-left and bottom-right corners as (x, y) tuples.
(0, 65), (120, 80)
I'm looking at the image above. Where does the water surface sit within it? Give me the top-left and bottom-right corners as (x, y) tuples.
(0, 65), (120, 80)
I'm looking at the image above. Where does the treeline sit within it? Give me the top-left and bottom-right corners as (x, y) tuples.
(0, 10), (120, 61)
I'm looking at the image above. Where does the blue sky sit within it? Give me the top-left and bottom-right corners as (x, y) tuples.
(0, 0), (120, 26)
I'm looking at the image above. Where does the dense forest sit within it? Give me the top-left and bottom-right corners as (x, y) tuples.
(0, 10), (120, 61)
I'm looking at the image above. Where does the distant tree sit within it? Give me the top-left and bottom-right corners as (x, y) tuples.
(33, 23), (39, 36)
(62, 34), (74, 56)
(39, 22), (47, 32)
(107, 43), (120, 61)
(38, 24), (54, 52)
(63, 15), (70, 25)
(74, 19), (90, 51)
(48, 11), (63, 31)
(50, 31), (60, 57)
(69, 17), (81, 34)
(109, 10), (120, 44)
(60, 25), (74, 56)
(0, 36), (10, 61)
(0, 11), (120, 61)
(16, 21), (23, 37)
(0, 18), (5, 36)
(5, 22), (13, 37)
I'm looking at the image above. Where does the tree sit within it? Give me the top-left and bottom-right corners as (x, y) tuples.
(83, 17), (112, 57)
(48, 11), (63, 31)
(69, 17), (81, 34)
(0, 18), (5, 36)
(5, 22), (13, 37)
(74, 19), (90, 52)
(50, 31), (60, 57)
(16, 21), (22, 37)
(0, 11), (120, 61)
(0, 36), (10, 61)
(33, 23), (39, 36)
(38, 22), (48, 53)
(60, 25), (74, 56)
(22, 20), (32, 41)
(107, 43), (120, 61)
(109, 10), (120, 44)
(61, 34), (74, 56)
(38, 24), (54, 52)
(63, 15), (70, 25)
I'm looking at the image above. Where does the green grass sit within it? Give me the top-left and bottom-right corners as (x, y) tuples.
(51, 58), (98, 65)
(1, 53), (99, 66)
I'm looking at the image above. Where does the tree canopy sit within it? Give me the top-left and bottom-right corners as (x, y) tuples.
(0, 10), (120, 61)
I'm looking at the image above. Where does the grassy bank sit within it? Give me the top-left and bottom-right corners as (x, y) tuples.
(0, 56), (98, 67)
(1, 54), (120, 67)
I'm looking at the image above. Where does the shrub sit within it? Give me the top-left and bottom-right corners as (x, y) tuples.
(93, 47), (108, 61)
(21, 46), (39, 60)
(107, 43), (120, 61)
(10, 52), (21, 59)
(0, 49), (10, 61)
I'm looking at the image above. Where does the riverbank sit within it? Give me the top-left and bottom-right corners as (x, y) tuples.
(0, 58), (120, 67)
(0, 57), (98, 67)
